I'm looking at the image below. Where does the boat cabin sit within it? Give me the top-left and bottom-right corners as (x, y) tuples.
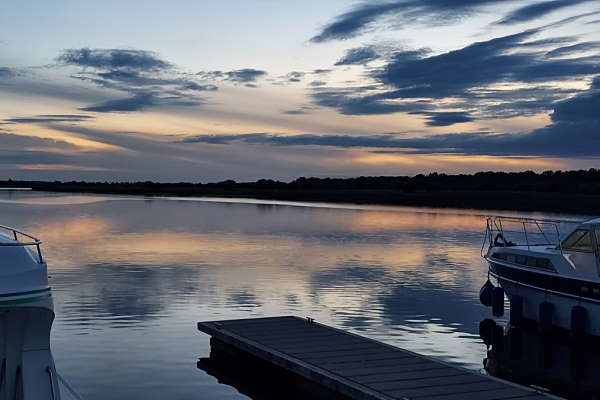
(484, 217), (600, 280)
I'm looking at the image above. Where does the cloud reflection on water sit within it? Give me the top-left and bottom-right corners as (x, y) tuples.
(0, 191), (507, 398)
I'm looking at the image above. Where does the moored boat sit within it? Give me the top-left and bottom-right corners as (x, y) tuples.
(0, 225), (81, 400)
(481, 216), (600, 335)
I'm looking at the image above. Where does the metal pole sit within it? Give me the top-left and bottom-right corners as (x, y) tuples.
(36, 244), (44, 264)
(523, 222), (530, 250)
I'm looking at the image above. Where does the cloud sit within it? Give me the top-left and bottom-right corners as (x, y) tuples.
(314, 30), (599, 121)
(423, 112), (473, 127)
(311, 0), (599, 43)
(79, 93), (157, 112)
(551, 81), (600, 122)
(312, 69), (332, 75)
(197, 68), (267, 85)
(181, 123), (599, 158)
(4, 114), (94, 124)
(496, 0), (593, 25)
(184, 81), (600, 158)
(312, 88), (433, 115)
(335, 45), (381, 65)
(309, 80), (327, 87)
(55, 47), (217, 113)
(0, 132), (78, 151)
(545, 42), (600, 57)
(310, 0), (524, 43)
(182, 132), (413, 147)
(225, 68), (267, 83)
(58, 48), (171, 71)
(285, 71), (305, 82)
(282, 105), (316, 115)
(0, 67), (13, 78)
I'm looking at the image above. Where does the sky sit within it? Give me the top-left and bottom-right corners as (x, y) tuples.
(1, 0), (599, 182)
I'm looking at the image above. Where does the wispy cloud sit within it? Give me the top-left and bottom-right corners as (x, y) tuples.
(4, 114), (94, 124)
(183, 80), (600, 158)
(310, 0), (511, 43)
(197, 68), (267, 87)
(57, 48), (172, 71)
(312, 29), (599, 123)
(57, 47), (215, 113)
(335, 45), (381, 65)
(496, 0), (593, 25)
(0, 67), (13, 78)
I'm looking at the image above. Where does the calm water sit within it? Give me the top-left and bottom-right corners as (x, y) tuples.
(0, 191), (585, 399)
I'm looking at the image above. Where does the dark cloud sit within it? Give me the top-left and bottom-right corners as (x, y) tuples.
(282, 105), (316, 115)
(496, 0), (592, 25)
(335, 46), (380, 65)
(198, 68), (267, 85)
(310, 0), (526, 43)
(312, 88), (433, 115)
(285, 71), (305, 82)
(551, 82), (600, 122)
(312, 69), (333, 75)
(184, 82), (600, 158)
(517, 36), (578, 48)
(180, 82), (218, 92)
(182, 132), (413, 147)
(0, 67), (12, 78)
(423, 112), (473, 127)
(226, 68), (267, 83)
(181, 122), (599, 158)
(378, 30), (537, 98)
(4, 114), (94, 124)
(309, 80), (327, 87)
(58, 48), (215, 113)
(79, 93), (157, 112)
(311, 0), (598, 43)
(0, 132), (78, 150)
(79, 92), (202, 113)
(282, 110), (308, 115)
(58, 48), (171, 71)
(314, 30), (599, 120)
(546, 42), (600, 57)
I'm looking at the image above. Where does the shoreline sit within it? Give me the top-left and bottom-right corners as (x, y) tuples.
(4, 185), (599, 216)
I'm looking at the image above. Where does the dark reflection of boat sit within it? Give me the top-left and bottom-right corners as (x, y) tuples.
(480, 318), (600, 400)
(197, 338), (350, 400)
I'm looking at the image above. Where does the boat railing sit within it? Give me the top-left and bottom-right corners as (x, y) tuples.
(481, 216), (581, 256)
(0, 224), (44, 263)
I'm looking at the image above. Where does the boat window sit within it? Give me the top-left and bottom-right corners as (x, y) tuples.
(562, 229), (593, 252)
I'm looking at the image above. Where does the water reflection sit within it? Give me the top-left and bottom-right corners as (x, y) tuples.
(482, 321), (600, 399)
(0, 191), (585, 400)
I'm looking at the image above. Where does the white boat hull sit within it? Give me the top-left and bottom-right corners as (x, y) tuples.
(0, 299), (60, 400)
(494, 273), (600, 336)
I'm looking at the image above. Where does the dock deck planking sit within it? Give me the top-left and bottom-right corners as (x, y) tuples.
(198, 316), (550, 400)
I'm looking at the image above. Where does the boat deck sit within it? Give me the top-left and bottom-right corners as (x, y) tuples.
(197, 316), (550, 400)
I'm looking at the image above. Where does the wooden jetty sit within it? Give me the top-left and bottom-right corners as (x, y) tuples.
(197, 316), (551, 400)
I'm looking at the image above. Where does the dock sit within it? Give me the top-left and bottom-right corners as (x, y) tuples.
(197, 316), (550, 400)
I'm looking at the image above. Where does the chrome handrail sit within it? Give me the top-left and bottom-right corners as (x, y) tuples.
(0, 224), (44, 263)
(481, 216), (581, 256)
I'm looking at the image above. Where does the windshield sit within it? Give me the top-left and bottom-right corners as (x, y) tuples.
(562, 229), (593, 252)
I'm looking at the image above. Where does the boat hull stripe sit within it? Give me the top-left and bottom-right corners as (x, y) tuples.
(0, 287), (50, 298)
(0, 293), (51, 305)
(488, 261), (600, 301)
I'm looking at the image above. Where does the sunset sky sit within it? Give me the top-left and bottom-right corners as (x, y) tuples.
(1, 0), (599, 181)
